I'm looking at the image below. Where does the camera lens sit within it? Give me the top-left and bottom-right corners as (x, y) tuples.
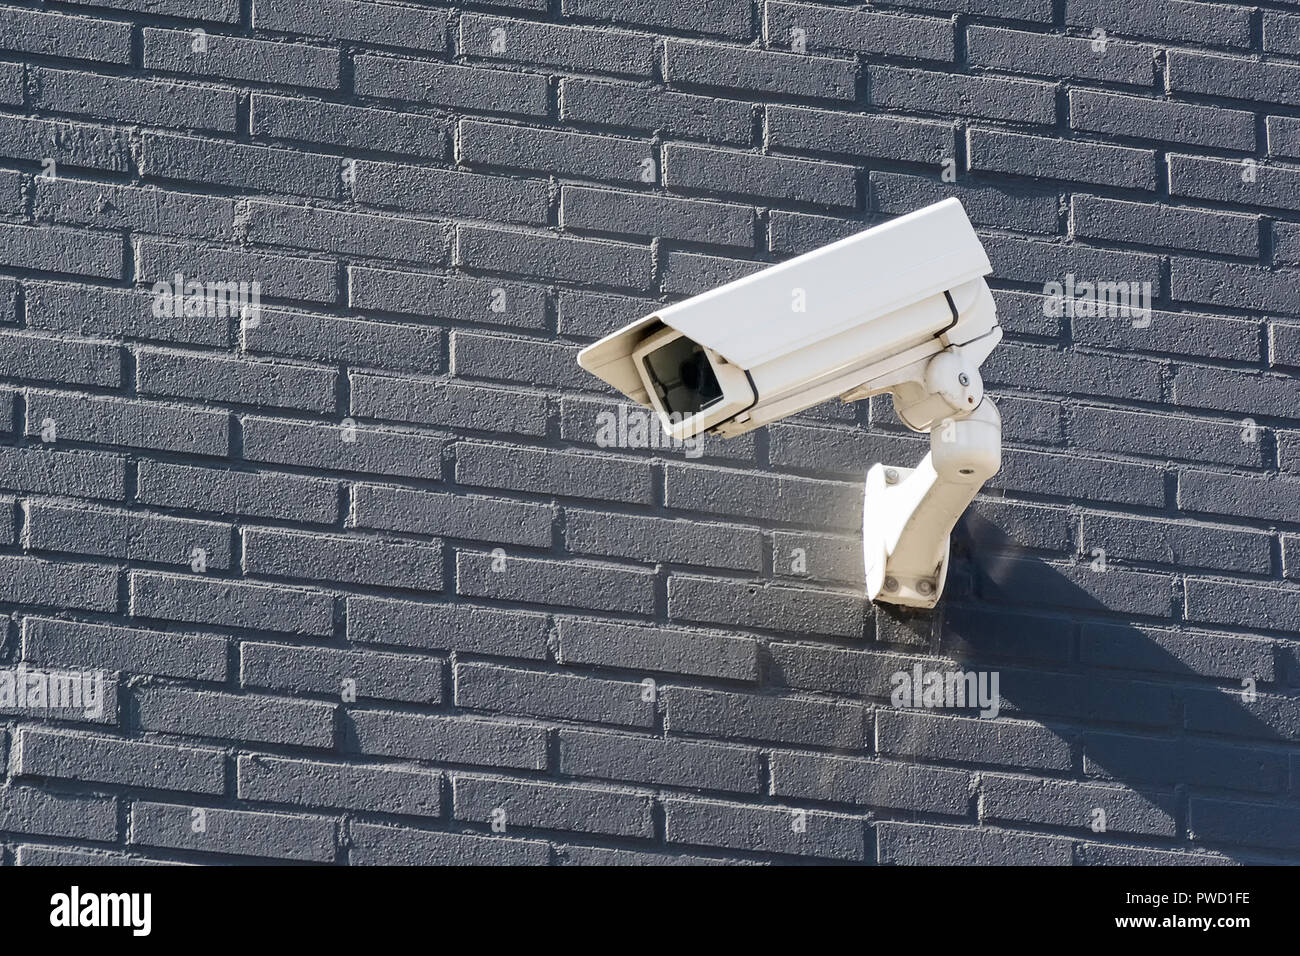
(642, 336), (724, 416)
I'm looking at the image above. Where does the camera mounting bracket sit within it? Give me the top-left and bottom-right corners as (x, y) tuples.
(863, 396), (1002, 609)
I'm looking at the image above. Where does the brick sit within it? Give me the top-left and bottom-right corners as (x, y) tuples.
(130, 802), (336, 862)
(765, 2), (953, 60)
(666, 40), (855, 101)
(664, 797), (865, 860)
(136, 237), (339, 302)
(768, 209), (868, 252)
(1178, 469), (1300, 524)
(0, 114), (131, 173)
(251, 94), (446, 158)
(458, 662), (654, 727)
(16, 729), (224, 795)
(348, 709), (547, 769)
(560, 78), (754, 144)
(238, 755), (441, 816)
(1073, 305), (1261, 362)
(1185, 578), (1300, 634)
(561, 0), (752, 39)
(1076, 195), (1258, 257)
(662, 251), (764, 296)
(452, 331), (578, 388)
(456, 550), (656, 614)
(1081, 510), (1270, 574)
(560, 729), (761, 793)
(0, 445), (124, 500)
(968, 128), (1156, 190)
(25, 499), (232, 569)
(241, 641), (442, 706)
(348, 372), (547, 438)
(137, 460), (340, 524)
(456, 443), (652, 504)
(240, 415), (446, 481)
(1169, 154), (1300, 214)
(557, 618), (759, 681)
(455, 774), (654, 838)
(1069, 405), (1265, 468)
(254, 0), (447, 52)
(772, 751), (970, 814)
(136, 684), (335, 748)
(983, 773), (1175, 836)
(878, 710), (1072, 771)
(1171, 363), (1300, 418)
(24, 281), (228, 347)
(561, 186), (755, 247)
(878, 822), (1071, 865)
(242, 307), (442, 374)
(350, 823), (548, 865)
(664, 143), (857, 208)
(1168, 50), (1300, 107)
(1190, 798), (1300, 850)
(1185, 688), (1300, 743)
(459, 224), (653, 291)
(1070, 90), (1253, 150)
(33, 67), (238, 136)
(352, 162), (550, 224)
(35, 178), (237, 241)
(22, 616), (228, 681)
(565, 508), (762, 571)
(143, 27), (339, 89)
(461, 120), (653, 186)
(1265, 12), (1300, 55)
(0, 6), (132, 63)
(461, 14), (654, 76)
(870, 66), (1056, 124)
(0, 555), (116, 612)
(0, 788), (115, 842)
(244, 201), (450, 264)
(348, 267), (548, 330)
(1080, 621), (1274, 681)
(1069, 0), (1250, 46)
(0, 331), (118, 388)
(140, 132), (341, 200)
(1084, 731), (1286, 793)
(348, 595), (551, 659)
(1269, 116), (1300, 160)
(26, 390), (229, 457)
(130, 570), (335, 636)
(665, 461), (860, 530)
(0, 222), (123, 279)
(667, 685), (866, 748)
(352, 485), (553, 547)
(669, 572), (865, 638)
(61, 0), (239, 19)
(967, 25), (1153, 84)
(243, 527), (443, 592)
(770, 105), (952, 165)
(136, 348), (337, 412)
(871, 172), (1058, 234)
(355, 54), (547, 115)
(1277, 322), (1300, 368)
(557, 289), (658, 340)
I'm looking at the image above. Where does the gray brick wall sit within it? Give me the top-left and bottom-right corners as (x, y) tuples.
(0, 0), (1295, 866)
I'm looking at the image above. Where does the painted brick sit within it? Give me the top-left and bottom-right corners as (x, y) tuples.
(137, 460), (340, 523)
(557, 618), (760, 681)
(136, 684), (336, 748)
(352, 485), (553, 547)
(130, 569), (335, 636)
(666, 685), (867, 748)
(16, 729), (224, 795)
(967, 25), (1153, 84)
(559, 729), (761, 793)
(241, 641), (443, 706)
(348, 709), (548, 769)
(356, 54), (548, 116)
(664, 797), (865, 860)
(130, 802), (336, 862)
(254, 0), (447, 52)
(347, 596), (551, 659)
(462, 15), (654, 76)
(968, 128), (1156, 190)
(239, 754), (440, 818)
(765, 2), (954, 60)
(560, 78), (754, 144)
(454, 774), (654, 838)
(457, 662), (654, 727)
(25, 499), (233, 569)
(22, 616), (228, 682)
(664, 143), (857, 208)
(241, 414), (445, 480)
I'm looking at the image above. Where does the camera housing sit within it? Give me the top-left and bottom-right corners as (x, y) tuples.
(575, 198), (1005, 610)
(578, 197), (1000, 441)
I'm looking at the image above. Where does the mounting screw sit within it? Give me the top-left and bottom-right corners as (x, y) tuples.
(883, 576), (899, 592)
(917, 579), (935, 596)
(884, 468), (899, 484)
(957, 372), (970, 386)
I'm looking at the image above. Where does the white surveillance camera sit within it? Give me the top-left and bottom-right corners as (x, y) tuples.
(576, 198), (1004, 610)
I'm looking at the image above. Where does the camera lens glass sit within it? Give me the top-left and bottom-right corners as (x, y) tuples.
(642, 335), (723, 416)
